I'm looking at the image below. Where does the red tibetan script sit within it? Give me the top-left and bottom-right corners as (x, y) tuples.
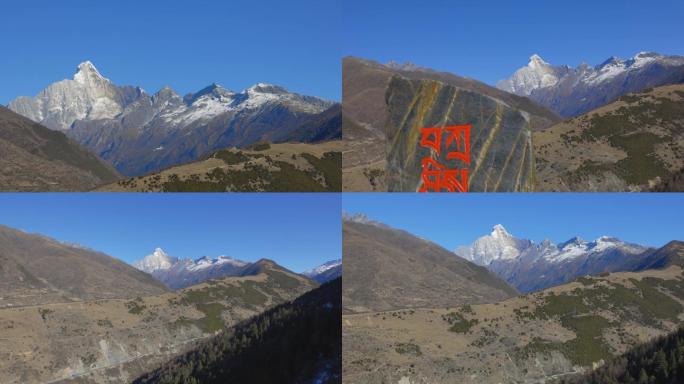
(418, 124), (471, 192)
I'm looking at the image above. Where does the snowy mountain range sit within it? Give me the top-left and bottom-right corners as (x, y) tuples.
(7, 61), (340, 176)
(302, 259), (341, 284)
(497, 52), (684, 117)
(132, 248), (249, 289)
(455, 225), (652, 292)
(132, 248), (339, 289)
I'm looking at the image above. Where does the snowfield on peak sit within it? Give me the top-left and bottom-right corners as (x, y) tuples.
(455, 224), (533, 265)
(496, 54), (565, 96)
(186, 255), (248, 272)
(303, 259), (342, 284)
(303, 259), (341, 276)
(132, 247), (178, 272)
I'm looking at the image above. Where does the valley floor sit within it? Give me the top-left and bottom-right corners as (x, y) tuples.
(343, 267), (684, 384)
(0, 271), (315, 383)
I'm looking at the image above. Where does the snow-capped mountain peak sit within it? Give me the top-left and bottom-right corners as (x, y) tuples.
(597, 56), (622, 68)
(132, 247), (177, 273)
(74, 61), (108, 84)
(186, 255), (247, 271)
(491, 224), (512, 239)
(528, 54), (549, 69)
(7, 59), (127, 129)
(456, 224), (531, 265)
(558, 236), (586, 248)
(248, 82), (279, 91)
(495, 54), (561, 96)
(154, 86), (181, 103)
(303, 259), (341, 276)
(302, 259), (342, 284)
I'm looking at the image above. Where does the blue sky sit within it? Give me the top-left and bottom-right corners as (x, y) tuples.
(0, 0), (341, 104)
(343, 0), (684, 85)
(0, 194), (341, 272)
(343, 194), (684, 250)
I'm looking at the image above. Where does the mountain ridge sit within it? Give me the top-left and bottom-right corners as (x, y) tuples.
(8, 61), (340, 177)
(0, 106), (120, 191)
(0, 223), (168, 307)
(132, 247), (333, 289)
(343, 217), (517, 313)
(497, 51), (684, 117)
(456, 224), (659, 292)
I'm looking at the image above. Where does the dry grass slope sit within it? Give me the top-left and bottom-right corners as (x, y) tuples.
(97, 141), (341, 192)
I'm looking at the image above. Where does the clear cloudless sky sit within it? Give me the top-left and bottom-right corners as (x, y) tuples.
(0, 0), (341, 104)
(0, 194), (341, 273)
(343, 0), (684, 85)
(343, 193), (684, 250)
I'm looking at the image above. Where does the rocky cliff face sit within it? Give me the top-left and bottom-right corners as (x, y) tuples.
(385, 76), (536, 191)
(8, 61), (141, 130)
(342, 57), (560, 192)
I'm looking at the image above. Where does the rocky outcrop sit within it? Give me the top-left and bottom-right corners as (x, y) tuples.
(385, 76), (536, 191)
(342, 57), (560, 192)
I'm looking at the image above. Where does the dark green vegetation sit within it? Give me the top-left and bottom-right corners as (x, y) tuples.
(134, 279), (341, 384)
(580, 109), (670, 184)
(168, 266), (312, 333)
(247, 142), (271, 151)
(213, 151), (249, 164)
(511, 275), (684, 367)
(395, 342), (422, 356)
(654, 167), (684, 192)
(442, 311), (479, 334)
(126, 298), (147, 315)
(300, 152), (342, 191)
(558, 325), (684, 384)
